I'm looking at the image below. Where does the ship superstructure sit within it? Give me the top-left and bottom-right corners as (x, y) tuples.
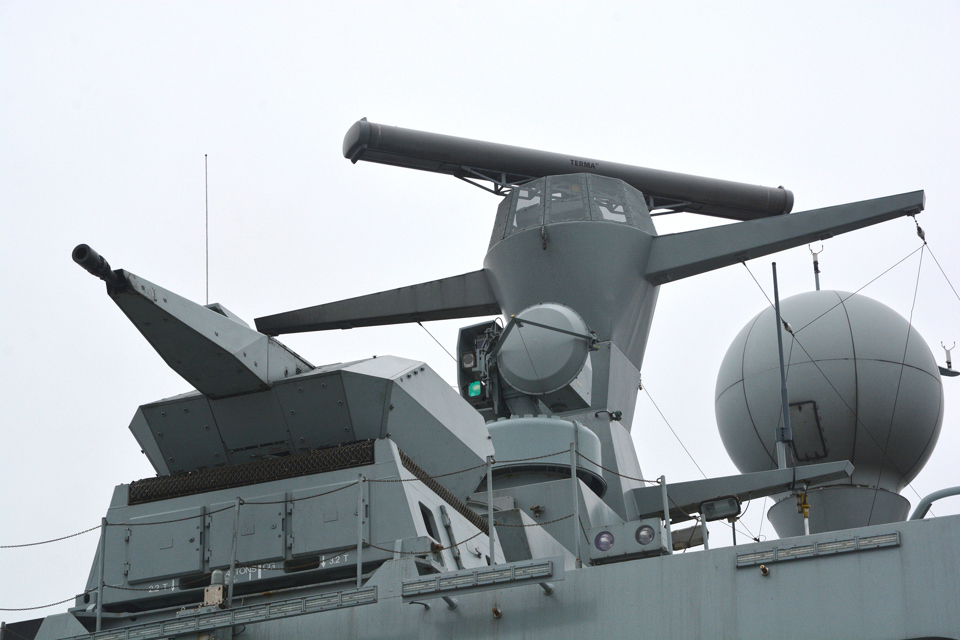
(3, 121), (957, 640)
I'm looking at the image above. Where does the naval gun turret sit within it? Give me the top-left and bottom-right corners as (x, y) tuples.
(69, 243), (501, 616)
(72, 244), (491, 483)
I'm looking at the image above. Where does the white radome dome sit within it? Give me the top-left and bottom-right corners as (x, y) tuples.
(715, 290), (943, 535)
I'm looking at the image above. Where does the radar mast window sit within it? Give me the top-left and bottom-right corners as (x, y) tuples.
(545, 175), (590, 223)
(492, 174), (653, 248)
(507, 184), (544, 234)
(587, 174), (629, 222)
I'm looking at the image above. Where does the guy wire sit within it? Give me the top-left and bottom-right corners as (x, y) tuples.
(417, 321), (457, 362)
(205, 154), (209, 306)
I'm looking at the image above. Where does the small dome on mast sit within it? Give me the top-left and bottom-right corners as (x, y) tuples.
(715, 290), (944, 536)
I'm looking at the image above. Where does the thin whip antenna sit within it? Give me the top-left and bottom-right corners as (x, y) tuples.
(205, 154), (209, 305)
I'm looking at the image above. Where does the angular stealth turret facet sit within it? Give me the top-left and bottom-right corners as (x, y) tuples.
(109, 270), (313, 398)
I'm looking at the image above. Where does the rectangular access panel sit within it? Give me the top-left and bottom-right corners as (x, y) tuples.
(290, 481), (367, 557)
(207, 493), (287, 569)
(127, 507), (205, 583)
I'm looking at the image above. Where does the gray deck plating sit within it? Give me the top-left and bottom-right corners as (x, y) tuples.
(251, 515), (959, 640)
(57, 516), (959, 640)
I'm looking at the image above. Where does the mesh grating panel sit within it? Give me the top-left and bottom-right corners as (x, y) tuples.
(398, 451), (488, 535)
(129, 440), (375, 504)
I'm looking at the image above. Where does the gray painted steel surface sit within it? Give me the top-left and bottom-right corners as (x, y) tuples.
(32, 614), (88, 640)
(483, 190), (659, 371)
(911, 485), (960, 520)
(342, 119), (794, 221)
(22, 122), (954, 640)
(631, 461), (853, 521)
(257, 176), (924, 382)
(716, 290), (943, 535)
(110, 271), (314, 398)
(645, 191), (925, 284)
(473, 477), (623, 559)
(767, 484), (910, 537)
(496, 303), (592, 396)
(123, 350), (492, 499)
(256, 269), (500, 336)
(486, 415), (605, 494)
(81, 440), (498, 612)
(56, 516), (960, 640)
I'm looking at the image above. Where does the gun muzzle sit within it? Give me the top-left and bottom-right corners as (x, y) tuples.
(73, 244), (127, 289)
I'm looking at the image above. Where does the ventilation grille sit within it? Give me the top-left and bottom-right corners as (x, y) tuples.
(399, 450), (488, 535)
(129, 440), (375, 504)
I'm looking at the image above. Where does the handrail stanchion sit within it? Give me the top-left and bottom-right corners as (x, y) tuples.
(910, 485), (960, 520)
(486, 456), (497, 564)
(357, 474), (365, 588)
(96, 517), (106, 631)
(660, 476), (673, 555)
(772, 262), (794, 470)
(227, 498), (240, 607)
(571, 443), (582, 568)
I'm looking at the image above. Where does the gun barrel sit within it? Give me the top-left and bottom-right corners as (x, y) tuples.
(73, 244), (127, 289)
(343, 119), (793, 221)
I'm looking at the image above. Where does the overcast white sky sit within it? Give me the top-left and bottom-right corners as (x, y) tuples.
(2, 1), (959, 621)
